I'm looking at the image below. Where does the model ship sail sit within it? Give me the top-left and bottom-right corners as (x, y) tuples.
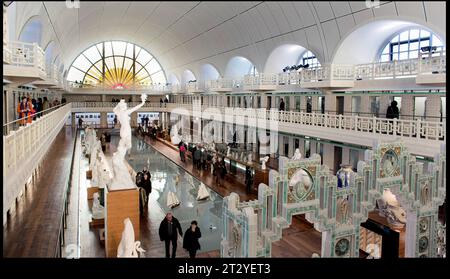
(167, 191), (180, 208)
(197, 183), (210, 200)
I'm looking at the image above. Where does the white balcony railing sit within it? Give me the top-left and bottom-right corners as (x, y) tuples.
(418, 50), (446, 74)
(7, 41), (46, 76)
(70, 102), (445, 143)
(3, 103), (71, 224)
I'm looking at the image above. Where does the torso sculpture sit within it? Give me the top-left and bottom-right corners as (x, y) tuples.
(110, 95), (147, 190)
(117, 218), (145, 257)
(170, 124), (181, 145)
(292, 148), (302, 160)
(92, 192), (104, 219)
(377, 189), (406, 228)
(260, 156), (269, 170)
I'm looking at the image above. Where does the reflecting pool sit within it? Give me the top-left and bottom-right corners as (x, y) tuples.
(111, 135), (223, 252)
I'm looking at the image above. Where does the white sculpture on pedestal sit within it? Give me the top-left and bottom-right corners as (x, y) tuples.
(117, 218), (145, 258)
(260, 156), (269, 170)
(376, 189), (406, 229)
(110, 94), (147, 190)
(170, 124), (181, 145)
(292, 148), (302, 160)
(247, 152), (253, 164)
(92, 192), (104, 219)
(226, 146), (231, 157)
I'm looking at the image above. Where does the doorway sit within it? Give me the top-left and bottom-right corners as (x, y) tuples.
(336, 96), (344, 115)
(334, 146), (343, 173)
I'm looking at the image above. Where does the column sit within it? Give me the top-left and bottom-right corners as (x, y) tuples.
(379, 95), (391, 118)
(261, 95), (267, 109)
(101, 94), (106, 102)
(300, 96), (307, 111)
(311, 96), (319, 112)
(360, 95), (371, 117)
(71, 112), (76, 127)
(344, 95), (352, 116)
(325, 94), (336, 115)
(130, 111), (138, 128)
(342, 147), (350, 165)
(100, 112), (107, 128)
(288, 136), (295, 158)
(278, 135), (284, 157)
(322, 143), (334, 171)
(269, 131), (278, 158)
(425, 95), (442, 122)
(401, 95), (414, 120)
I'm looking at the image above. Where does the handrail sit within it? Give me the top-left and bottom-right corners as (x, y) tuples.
(3, 103), (66, 136)
(56, 126), (78, 257)
(70, 102), (445, 142)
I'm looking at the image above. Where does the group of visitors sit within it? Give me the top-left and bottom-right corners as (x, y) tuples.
(16, 96), (56, 126)
(136, 166), (152, 215)
(159, 97), (169, 107)
(159, 213), (202, 258)
(137, 122), (159, 139)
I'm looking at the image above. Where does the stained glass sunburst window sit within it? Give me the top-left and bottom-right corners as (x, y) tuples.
(67, 41), (166, 89)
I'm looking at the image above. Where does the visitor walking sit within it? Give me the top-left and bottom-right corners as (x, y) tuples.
(78, 117), (83, 129)
(42, 97), (50, 114)
(138, 173), (152, 215)
(179, 144), (186, 162)
(159, 213), (183, 258)
(279, 98), (285, 111)
(17, 97), (32, 126)
(183, 220), (202, 258)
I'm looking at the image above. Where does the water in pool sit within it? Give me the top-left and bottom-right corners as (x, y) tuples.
(111, 135), (223, 253)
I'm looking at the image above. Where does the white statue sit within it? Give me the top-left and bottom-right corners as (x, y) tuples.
(292, 148), (302, 160)
(197, 183), (210, 200)
(92, 192), (104, 219)
(110, 95), (147, 190)
(170, 124), (181, 145)
(247, 152), (253, 164)
(226, 146), (231, 157)
(260, 156), (269, 170)
(167, 191), (180, 208)
(377, 189), (406, 229)
(117, 218), (145, 258)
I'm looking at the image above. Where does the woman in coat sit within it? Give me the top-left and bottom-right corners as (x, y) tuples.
(183, 220), (201, 258)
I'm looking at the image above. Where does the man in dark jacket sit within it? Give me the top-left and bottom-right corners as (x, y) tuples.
(138, 173), (152, 214)
(183, 220), (202, 258)
(279, 98), (285, 111)
(194, 148), (202, 170)
(159, 213), (183, 258)
(386, 100), (400, 119)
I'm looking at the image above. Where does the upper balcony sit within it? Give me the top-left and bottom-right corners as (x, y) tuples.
(206, 79), (234, 92)
(64, 81), (174, 95)
(3, 41), (46, 85)
(32, 64), (59, 88)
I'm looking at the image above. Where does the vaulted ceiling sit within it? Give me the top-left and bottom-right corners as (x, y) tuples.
(11, 1), (446, 79)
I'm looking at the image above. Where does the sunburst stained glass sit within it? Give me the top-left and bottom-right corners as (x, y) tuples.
(67, 41), (167, 89)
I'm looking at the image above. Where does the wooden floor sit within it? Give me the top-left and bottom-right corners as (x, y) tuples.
(3, 126), (76, 258)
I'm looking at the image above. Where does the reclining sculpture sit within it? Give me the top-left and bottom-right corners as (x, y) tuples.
(376, 189), (407, 229)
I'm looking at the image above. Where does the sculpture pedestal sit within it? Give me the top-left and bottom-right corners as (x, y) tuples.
(86, 170), (92, 179)
(254, 169), (269, 192)
(105, 186), (140, 258)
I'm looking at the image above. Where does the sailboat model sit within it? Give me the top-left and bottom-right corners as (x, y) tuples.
(167, 191), (180, 208)
(197, 183), (210, 201)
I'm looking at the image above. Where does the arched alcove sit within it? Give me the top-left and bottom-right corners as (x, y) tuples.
(18, 16), (42, 45)
(263, 44), (307, 73)
(181, 69), (196, 84)
(167, 73), (180, 85)
(44, 41), (55, 68)
(199, 63), (220, 82)
(224, 56), (257, 79)
(332, 19), (446, 65)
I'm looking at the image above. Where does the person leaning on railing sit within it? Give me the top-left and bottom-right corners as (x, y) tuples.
(42, 97), (50, 115)
(17, 96), (33, 126)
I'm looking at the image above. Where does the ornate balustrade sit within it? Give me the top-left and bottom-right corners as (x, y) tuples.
(3, 103), (72, 225)
(7, 41), (46, 76)
(221, 141), (446, 258)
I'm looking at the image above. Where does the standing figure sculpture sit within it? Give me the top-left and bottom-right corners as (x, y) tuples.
(110, 94), (147, 190)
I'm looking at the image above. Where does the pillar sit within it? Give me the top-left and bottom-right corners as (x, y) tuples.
(100, 112), (107, 128)
(425, 95), (442, 122)
(278, 135), (284, 157)
(322, 143), (334, 171)
(130, 111), (138, 128)
(342, 147), (350, 165)
(288, 136), (295, 158)
(311, 96), (319, 113)
(300, 96), (307, 111)
(379, 95), (391, 118)
(101, 94), (106, 102)
(344, 95), (352, 116)
(261, 95), (267, 109)
(360, 95), (371, 117)
(401, 95), (414, 120)
(71, 112), (76, 127)
(325, 94), (336, 115)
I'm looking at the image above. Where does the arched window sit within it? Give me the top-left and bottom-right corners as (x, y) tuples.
(67, 41), (166, 89)
(379, 29), (445, 62)
(299, 51), (321, 68)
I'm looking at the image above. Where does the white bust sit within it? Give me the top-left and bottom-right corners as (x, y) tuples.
(92, 192), (104, 219)
(247, 152), (253, 164)
(292, 148), (302, 160)
(117, 218), (145, 258)
(260, 156), (269, 170)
